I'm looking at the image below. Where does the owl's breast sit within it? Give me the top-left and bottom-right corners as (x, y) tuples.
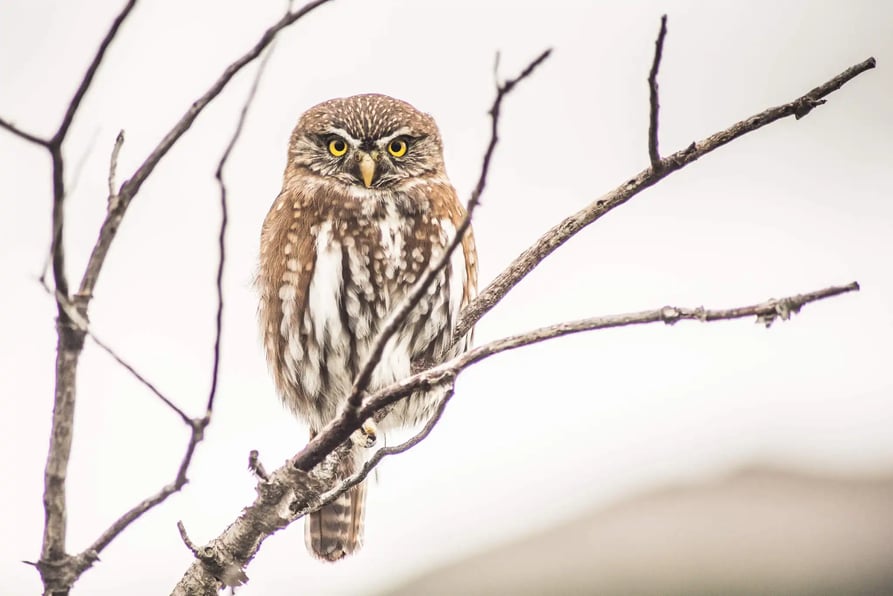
(267, 193), (468, 431)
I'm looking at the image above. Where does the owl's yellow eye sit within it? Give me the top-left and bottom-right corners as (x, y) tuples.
(387, 138), (407, 158)
(328, 137), (348, 157)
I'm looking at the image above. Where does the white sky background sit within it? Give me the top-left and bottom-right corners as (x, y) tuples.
(1, 1), (892, 594)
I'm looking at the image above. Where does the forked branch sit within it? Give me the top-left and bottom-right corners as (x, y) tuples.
(0, 1), (313, 592)
(648, 14), (668, 166)
(342, 48), (552, 416)
(173, 279), (858, 595)
(450, 54), (875, 342)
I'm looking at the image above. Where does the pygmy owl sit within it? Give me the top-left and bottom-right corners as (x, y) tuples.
(257, 94), (478, 561)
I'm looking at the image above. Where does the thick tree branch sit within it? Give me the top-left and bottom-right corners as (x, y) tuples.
(648, 14), (668, 166)
(450, 56), (876, 342)
(172, 281), (857, 594)
(32, 5), (140, 595)
(78, 0), (333, 302)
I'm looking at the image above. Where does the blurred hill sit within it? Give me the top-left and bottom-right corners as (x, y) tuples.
(381, 466), (893, 595)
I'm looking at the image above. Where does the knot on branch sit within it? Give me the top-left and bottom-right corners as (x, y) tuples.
(196, 545), (248, 588)
(248, 449), (270, 481)
(794, 97), (828, 120)
(289, 446), (348, 516)
(660, 305), (705, 324)
(36, 554), (80, 593)
(756, 299), (801, 328)
(659, 306), (681, 324)
(178, 522), (248, 588)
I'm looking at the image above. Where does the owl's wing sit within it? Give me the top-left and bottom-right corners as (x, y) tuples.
(437, 184), (478, 331)
(258, 187), (318, 409)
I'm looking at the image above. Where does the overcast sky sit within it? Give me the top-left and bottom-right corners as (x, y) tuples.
(2, 1), (892, 594)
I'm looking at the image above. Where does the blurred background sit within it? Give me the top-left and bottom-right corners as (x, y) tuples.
(1, 1), (891, 594)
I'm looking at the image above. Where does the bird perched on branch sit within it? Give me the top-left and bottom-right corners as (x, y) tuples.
(257, 94), (477, 561)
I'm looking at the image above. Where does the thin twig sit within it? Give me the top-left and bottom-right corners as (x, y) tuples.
(80, 422), (202, 561)
(49, 0), (138, 302)
(51, 0), (138, 146)
(248, 450), (269, 481)
(107, 130), (125, 201)
(354, 283), (862, 424)
(41, 282), (191, 423)
(68, 39), (280, 582)
(177, 521), (200, 556)
(450, 56), (876, 342)
(308, 387), (455, 514)
(0, 115), (49, 146)
(207, 45), (275, 413)
(78, 0), (333, 301)
(91, 335), (191, 423)
(321, 48), (552, 464)
(648, 14), (668, 166)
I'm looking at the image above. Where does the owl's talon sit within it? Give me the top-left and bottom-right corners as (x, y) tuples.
(351, 419), (377, 448)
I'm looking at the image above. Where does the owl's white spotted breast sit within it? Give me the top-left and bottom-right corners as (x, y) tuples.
(272, 200), (467, 432)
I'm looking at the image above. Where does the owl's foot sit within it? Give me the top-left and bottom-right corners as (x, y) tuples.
(351, 419), (377, 448)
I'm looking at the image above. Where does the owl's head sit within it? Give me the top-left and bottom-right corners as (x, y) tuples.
(288, 94), (445, 190)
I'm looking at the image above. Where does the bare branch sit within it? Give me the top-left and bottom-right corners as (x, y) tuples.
(52, 0), (138, 145)
(206, 45), (274, 414)
(248, 450), (270, 482)
(171, 41), (869, 590)
(308, 386), (455, 514)
(41, 282), (190, 423)
(66, 38), (278, 585)
(451, 56), (876, 341)
(648, 14), (668, 166)
(89, 334), (191, 424)
(177, 522), (200, 557)
(357, 282), (861, 424)
(173, 281), (858, 593)
(341, 47), (552, 426)
(0, 115), (49, 146)
(107, 130), (125, 200)
(40, 288), (208, 578)
(30, 6), (290, 592)
(79, 418), (205, 560)
(78, 0), (334, 301)
(36, 11), (141, 591)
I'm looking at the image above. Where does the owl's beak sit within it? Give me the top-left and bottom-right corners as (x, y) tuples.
(358, 151), (376, 188)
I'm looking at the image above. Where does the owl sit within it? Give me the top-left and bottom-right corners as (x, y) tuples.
(257, 94), (478, 561)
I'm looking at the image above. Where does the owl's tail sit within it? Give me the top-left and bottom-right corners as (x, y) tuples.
(305, 443), (366, 561)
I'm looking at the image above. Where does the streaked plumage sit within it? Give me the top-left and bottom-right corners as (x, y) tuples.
(257, 94), (477, 560)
